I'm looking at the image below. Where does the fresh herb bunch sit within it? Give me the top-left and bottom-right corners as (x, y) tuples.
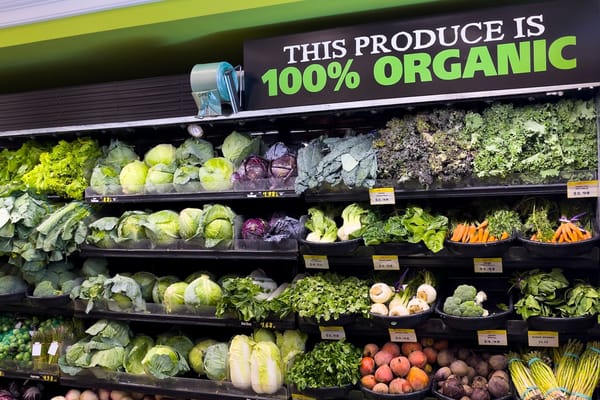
(286, 340), (362, 390)
(288, 272), (371, 322)
(374, 108), (473, 187)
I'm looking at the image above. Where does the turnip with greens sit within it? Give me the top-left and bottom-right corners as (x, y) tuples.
(369, 282), (395, 304)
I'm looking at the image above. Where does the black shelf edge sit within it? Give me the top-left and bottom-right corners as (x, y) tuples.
(79, 245), (299, 260)
(73, 300), (297, 330)
(85, 188), (299, 204)
(59, 369), (289, 400)
(304, 182), (572, 202)
(0, 361), (60, 383)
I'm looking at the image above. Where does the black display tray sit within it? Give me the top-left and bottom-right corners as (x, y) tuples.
(26, 293), (71, 307)
(518, 234), (600, 257)
(526, 314), (597, 333)
(360, 383), (430, 400)
(298, 237), (364, 256)
(444, 235), (515, 258)
(435, 296), (513, 331)
(297, 384), (356, 400)
(0, 291), (26, 304)
(370, 303), (436, 329)
(370, 242), (427, 256)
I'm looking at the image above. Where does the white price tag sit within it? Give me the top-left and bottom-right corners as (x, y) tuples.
(567, 180), (599, 198)
(477, 330), (508, 346)
(32, 342), (42, 357)
(369, 187), (395, 205)
(373, 255), (400, 271)
(319, 326), (346, 340)
(389, 328), (417, 342)
(474, 258), (503, 273)
(303, 255), (329, 270)
(528, 331), (559, 347)
(48, 341), (59, 356)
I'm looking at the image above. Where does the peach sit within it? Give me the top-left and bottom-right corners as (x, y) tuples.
(372, 383), (389, 393)
(363, 343), (379, 357)
(408, 350), (428, 369)
(389, 377), (408, 394)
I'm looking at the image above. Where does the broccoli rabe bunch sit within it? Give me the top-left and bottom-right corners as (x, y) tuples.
(442, 284), (488, 317)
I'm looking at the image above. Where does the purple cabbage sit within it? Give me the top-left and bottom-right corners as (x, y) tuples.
(265, 142), (291, 160)
(233, 155), (270, 182)
(241, 218), (270, 240)
(269, 153), (297, 179)
(264, 213), (301, 242)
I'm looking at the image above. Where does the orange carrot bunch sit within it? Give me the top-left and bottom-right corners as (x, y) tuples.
(449, 220), (510, 243)
(531, 220), (592, 243)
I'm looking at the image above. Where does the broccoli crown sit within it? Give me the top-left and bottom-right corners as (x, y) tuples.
(459, 300), (484, 317)
(442, 296), (463, 316)
(453, 284), (477, 302)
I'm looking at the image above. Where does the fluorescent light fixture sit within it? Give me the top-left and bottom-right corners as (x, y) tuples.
(0, 0), (160, 29)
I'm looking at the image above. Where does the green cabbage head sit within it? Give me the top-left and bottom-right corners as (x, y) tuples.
(144, 143), (177, 167)
(119, 160), (148, 194)
(144, 210), (180, 246)
(183, 274), (222, 307)
(141, 345), (190, 379)
(198, 157), (235, 191)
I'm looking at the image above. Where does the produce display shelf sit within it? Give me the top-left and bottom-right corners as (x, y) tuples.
(59, 369), (290, 400)
(305, 247), (600, 270)
(72, 300), (297, 330)
(79, 245), (299, 260)
(84, 188), (299, 204)
(304, 182), (572, 203)
(0, 361), (60, 383)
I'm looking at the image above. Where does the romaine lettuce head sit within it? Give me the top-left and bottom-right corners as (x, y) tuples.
(203, 342), (229, 381)
(176, 138), (214, 166)
(200, 204), (236, 248)
(141, 345), (190, 379)
(152, 275), (180, 303)
(132, 271), (157, 301)
(144, 143), (177, 167)
(87, 216), (119, 248)
(221, 131), (261, 166)
(104, 140), (139, 168)
(119, 160), (148, 194)
(145, 163), (176, 193)
(173, 165), (202, 193)
(183, 275), (222, 307)
(189, 338), (218, 375)
(162, 281), (188, 312)
(124, 334), (155, 374)
(198, 157), (235, 191)
(178, 208), (204, 241)
(143, 210), (180, 246)
(116, 211), (148, 244)
(90, 164), (121, 195)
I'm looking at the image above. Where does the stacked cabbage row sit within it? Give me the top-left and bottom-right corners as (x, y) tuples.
(91, 131), (297, 195)
(60, 319), (307, 395)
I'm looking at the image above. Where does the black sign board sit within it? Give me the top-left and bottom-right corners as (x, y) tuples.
(243, 0), (600, 110)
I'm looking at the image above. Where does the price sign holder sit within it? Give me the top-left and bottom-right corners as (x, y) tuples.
(303, 255), (329, 270)
(292, 394), (316, 400)
(373, 255), (400, 271)
(528, 330), (559, 347)
(369, 188), (395, 205)
(389, 328), (417, 342)
(474, 258), (503, 273)
(477, 330), (508, 346)
(319, 326), (346, 340)
(567, 180), (599, 198)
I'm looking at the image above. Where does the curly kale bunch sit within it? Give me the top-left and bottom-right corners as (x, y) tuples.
(374, 108), (473, 187)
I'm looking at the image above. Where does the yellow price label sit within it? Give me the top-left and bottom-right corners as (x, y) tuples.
(372, 255), (400, 270)
(528, 331), (559, 347)
(369, 187), (395, 205)
(473, 258), (503, 273)
(477, 330), (508, 346)
(319, 326), (346, 340)
(389, 328), (417, 342)
(567, 180), (599, 198)
(303, 255), (329, 269)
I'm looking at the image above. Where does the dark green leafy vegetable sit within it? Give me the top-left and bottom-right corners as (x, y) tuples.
(286, 340), (361, 389)
(295, 134), (377, 194)
(512, 268), (571, 319)
(287, 273), (371, 322)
